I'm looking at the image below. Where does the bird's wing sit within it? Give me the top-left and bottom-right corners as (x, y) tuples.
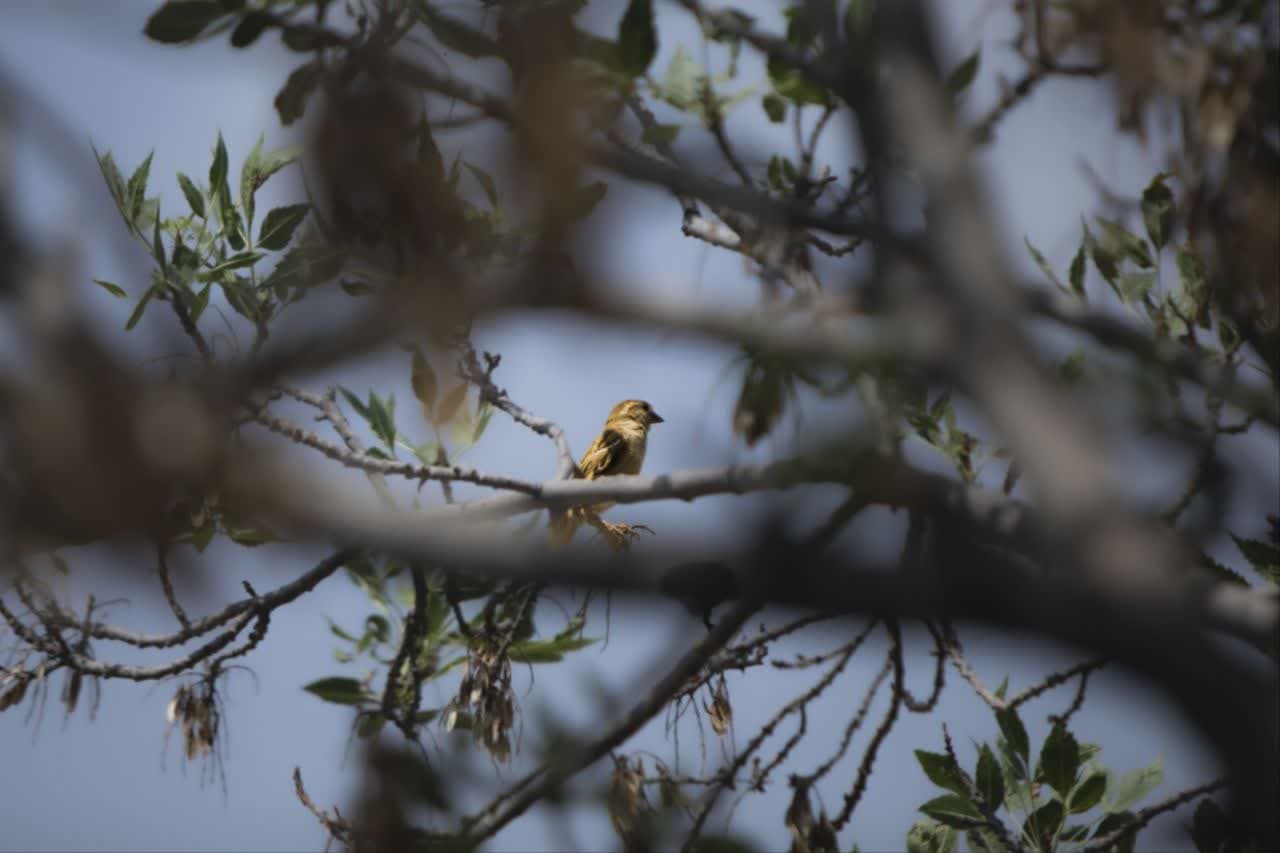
(577, 428), (627, 479)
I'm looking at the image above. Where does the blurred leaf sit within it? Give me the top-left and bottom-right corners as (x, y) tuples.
(946, 47), (981, 94)
(1201, 552), (1249, 585)
(618, 0), (657, 77)
(642, 123), (681, 147)
(145, 1), (225, 43)
(563, 181), (608, 222)
(1096, 217), (1154, 269)
(919, 794), (982, 829)
(1141, 173), (1175, 249)
(230, 10), (271, 47)
(356, 711), (385, 738)
(1024, 236), (1064, 292)
(463, 163), (499, 208)
(1037, 723), (1080, 798)
(472, 404), (495, 443)
(1059, 349), (1086, 383)
(1106, 758), (1163, 813)
(508, 635), (597, 664)
(662, 46), (702, 109)
(92, 279), (127, 298)
(303, 676), (364, 705)
(1118, 271), (1156, 303)
(914, 750), (968, 797)
(1230, 534), (1280, 585)
(1068, 237), (1088, 300)
(762, 92), (787, 122)
(275, 62), (319, 125)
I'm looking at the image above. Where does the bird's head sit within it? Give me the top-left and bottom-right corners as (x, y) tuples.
(607, 399), (664, 429)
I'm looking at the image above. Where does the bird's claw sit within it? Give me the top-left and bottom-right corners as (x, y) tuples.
(596, 522), (654, 552)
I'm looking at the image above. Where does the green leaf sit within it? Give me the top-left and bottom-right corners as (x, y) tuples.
(1141, 173), (1175, 249)
(1023, 800), (1065, 849)
(257, 204), (310, 251)
(1068, 237), (1088, 300)
(1059, 349), (1086, 383)
(907, 819), (957, 853)
(1096, 217), (1154, 268)
(1037, 723), (1080, 798)
(662, 46), (702, 109)
(1069, 771), (1107, 814)
(1106, 757), (1163, 813)
(995, 707), (1029, 766)
(302, 676), (364, 705)
(507, 635), (597, 664)
(463, 163), (499, 209)
(367, 392), (397, 451)
(92, 279), (127, 298)
(93, 146), (130, 228)
(641, 123), (681, 147)
(767, 56), (826, 106)
(946, 47), (981, 94)
(144, 1), (225, 43)
(177, 172), (206, 218)
(563, 181), (608, 223)
(230, 10), (271, 47)
(975, 744), (1004, 809)
(1024, 236), (1064, 291)
(1230, 534), (1280, 585)
(762, 92), (787, 123)
(209, 133), (229, 199)
(918, 794), (983, 829)
(275, 62), (320, 125)
(914, 750), (968, 797)
(340, 279), (372, 296)
(126, 151), (155, 226)
(356, 711), (385, 738)
(1092, 811), (1137, 853)
(1201, 552), (1249, 586)
(206, 251), (265, 276)
(125, 287), (157, 331)
(241, 138), (302, 226)
(1118, 271), (1156, 303)
(618, 0), (657, 77)
(401, 349), (435, 423)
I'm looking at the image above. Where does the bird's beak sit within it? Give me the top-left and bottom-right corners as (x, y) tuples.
(649, 410), (665, 424)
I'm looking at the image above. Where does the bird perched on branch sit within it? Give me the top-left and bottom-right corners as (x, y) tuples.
(549, 399), (664, 551)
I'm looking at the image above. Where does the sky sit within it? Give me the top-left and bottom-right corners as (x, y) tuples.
(1, 2), (1271, 851)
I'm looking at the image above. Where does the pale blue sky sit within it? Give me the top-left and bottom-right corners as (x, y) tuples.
(2, 2), (1266, 850)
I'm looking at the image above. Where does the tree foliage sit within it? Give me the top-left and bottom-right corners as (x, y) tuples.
(1, 1), (1277, 850)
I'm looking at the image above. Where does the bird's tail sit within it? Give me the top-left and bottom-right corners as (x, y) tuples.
(548, 508), (582, 549)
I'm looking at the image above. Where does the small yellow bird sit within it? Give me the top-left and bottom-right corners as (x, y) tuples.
(549, 399), (664, 549)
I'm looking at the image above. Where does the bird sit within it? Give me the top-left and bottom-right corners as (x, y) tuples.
(549, 399), (664, 550)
